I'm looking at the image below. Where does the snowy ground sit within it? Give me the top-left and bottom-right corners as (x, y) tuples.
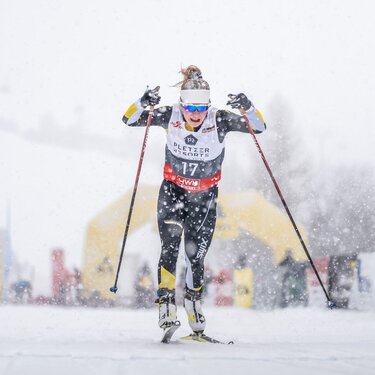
(1, 305), (374, 375)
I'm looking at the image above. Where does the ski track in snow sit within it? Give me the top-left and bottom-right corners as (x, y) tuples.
(0, 306), (375, 375)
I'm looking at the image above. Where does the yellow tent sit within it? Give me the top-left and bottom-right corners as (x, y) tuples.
(215, 190), (308, 263)
(82, 185), (308, 300)
(82, 185), (158, 300)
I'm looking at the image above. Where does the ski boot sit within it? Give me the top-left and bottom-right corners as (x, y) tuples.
(156, 288), (179, 329)
(184, 288), (206, 333)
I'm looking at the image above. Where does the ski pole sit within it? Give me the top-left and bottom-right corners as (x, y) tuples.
(110, 107), (154, 294)
(241, 110), (335, 308)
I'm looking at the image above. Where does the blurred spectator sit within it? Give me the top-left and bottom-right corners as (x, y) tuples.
(277, 250), (308, 308)
(11, 280), (32, 304)
(134, 262), (155, 308)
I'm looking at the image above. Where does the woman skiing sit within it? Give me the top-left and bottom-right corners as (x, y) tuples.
(122, 65), (266, 334)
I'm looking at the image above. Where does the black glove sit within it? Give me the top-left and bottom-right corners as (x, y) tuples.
(226, 93), (252, 111)
(140, 86), (161, 108)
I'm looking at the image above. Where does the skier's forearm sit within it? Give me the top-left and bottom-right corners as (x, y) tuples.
(217, 107), (266, 136)
(243, 107), (267, 133)
(122, 99), (172, 128)
(122, 99), (148, 126)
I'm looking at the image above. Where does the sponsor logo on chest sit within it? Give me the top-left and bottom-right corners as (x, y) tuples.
(171, 120), (182, 129)
(184, 134), (198, 145)
(173, 142), (210, 158)
(168, 118), (218, 159)
(176, 176), (200, 189)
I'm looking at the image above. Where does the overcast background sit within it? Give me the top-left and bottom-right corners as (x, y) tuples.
(1, 0), (374, 295)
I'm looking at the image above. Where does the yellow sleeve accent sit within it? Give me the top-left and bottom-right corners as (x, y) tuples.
(158, 266), (176, 290)
(255, 108), (266, 124)
(124, 103), (139, 119)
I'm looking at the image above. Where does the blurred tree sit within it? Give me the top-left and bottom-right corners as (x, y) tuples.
(252, 95), (315, 222)
(310, 165), (375, 257)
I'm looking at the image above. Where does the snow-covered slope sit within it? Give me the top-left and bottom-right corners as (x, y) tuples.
(1, 305), (374, 375)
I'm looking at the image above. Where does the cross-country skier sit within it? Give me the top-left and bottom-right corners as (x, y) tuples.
(122, 65), (266, 334)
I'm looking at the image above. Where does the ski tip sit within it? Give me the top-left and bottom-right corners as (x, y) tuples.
(161, 322), (181, 344)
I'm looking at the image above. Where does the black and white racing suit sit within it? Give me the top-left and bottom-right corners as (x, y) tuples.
(122, 100), (266, 297)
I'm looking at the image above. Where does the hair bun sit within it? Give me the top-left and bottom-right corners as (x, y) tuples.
(188, 70), (202, 80)
(181, 65), (202, 81)
(174, 65), (210, 90)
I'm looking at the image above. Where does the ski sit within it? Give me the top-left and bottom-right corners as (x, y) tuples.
(180, 333), (234, 345)
(161, 321), (181, 344)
